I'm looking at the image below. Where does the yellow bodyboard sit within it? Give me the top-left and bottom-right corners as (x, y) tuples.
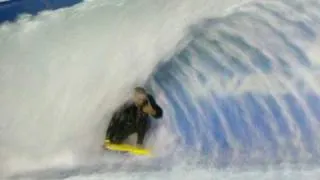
(103, 140), (152, 156)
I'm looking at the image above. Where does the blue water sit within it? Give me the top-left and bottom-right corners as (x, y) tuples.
(0, 0), (82, 23)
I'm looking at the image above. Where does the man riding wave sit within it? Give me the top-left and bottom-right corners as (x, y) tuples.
(105, 87), (163, 148)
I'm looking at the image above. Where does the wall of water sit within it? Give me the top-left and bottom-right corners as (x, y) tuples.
(147, 0), (320, 165)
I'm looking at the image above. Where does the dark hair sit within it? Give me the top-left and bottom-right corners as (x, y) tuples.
(134, 86), (147, 94)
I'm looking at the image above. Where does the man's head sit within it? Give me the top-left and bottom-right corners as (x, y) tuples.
(133, 87), (148, 106)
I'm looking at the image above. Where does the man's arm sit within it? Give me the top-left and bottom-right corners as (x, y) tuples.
(142, 94), (163, 118)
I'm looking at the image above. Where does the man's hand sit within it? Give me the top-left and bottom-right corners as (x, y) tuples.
(142, 103), (156, 116)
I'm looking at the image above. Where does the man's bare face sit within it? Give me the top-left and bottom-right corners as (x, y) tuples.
(133, 91), (147, 106)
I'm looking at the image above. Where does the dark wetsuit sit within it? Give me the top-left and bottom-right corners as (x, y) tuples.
(105, 94), (163, 145)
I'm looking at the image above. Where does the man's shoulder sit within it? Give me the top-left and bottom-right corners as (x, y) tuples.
(122, 101), (135, 108)
(117, 101), (135, 111)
